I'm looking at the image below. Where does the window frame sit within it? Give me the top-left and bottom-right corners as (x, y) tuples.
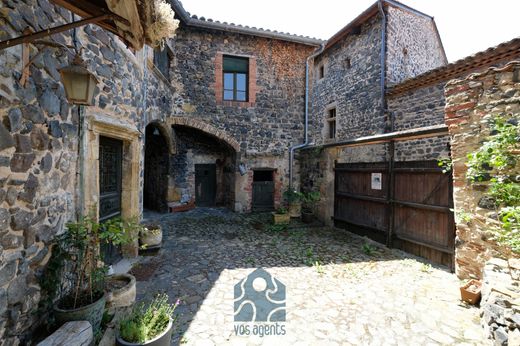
(222, 55), (249, 102)
(326, 107), (337, 140)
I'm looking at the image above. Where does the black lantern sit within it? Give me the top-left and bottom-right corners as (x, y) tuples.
(59, 54), (98, 105)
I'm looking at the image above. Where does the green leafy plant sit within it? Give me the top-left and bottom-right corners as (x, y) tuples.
(283, 189), (303, 204)
(437, 158), (452, 173)
(362, 243), (376, 256)
(119, 294), (179, 344)
(455, 209), (472, 225)
(41, 212), (135, 312)
(494, 207), (520, 253)
(464, 114), (520, 253)
(301, 191), (320, 213)
(266, 223), (288, 233)
(275, 207), (288, 215)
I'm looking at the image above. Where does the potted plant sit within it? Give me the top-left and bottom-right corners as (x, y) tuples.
(105, 273), (136, 309)
(272, 207), (290, 225)
(43, 214), (133, 331)
(139, 224), (163, 249)
(460, 279), (482, 305)
(116, 294), (179, 346)
(284, 189), (303, 218)
(301, 191), (320, 224)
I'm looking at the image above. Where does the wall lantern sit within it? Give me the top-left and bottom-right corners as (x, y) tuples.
(59, 54), (98, 105)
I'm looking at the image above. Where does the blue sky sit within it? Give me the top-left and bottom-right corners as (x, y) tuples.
(179, 0), (519, 62)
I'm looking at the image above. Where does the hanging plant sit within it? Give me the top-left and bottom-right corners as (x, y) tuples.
(147, 0), (180, 48)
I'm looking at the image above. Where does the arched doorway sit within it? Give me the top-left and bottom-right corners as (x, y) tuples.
(170, 125), (236, 209)
(143, 123), (169, 212)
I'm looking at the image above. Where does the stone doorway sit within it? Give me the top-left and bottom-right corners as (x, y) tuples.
(144, 123), (170, 213)
(170, 125), (236, 209)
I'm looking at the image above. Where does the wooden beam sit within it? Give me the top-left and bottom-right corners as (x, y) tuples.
(0, 14), (111, 50)
(49, 0), (121, 36)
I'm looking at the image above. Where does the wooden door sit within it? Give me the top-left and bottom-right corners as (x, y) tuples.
(195, 164), (216, 207)
(99, 136), (123, 264)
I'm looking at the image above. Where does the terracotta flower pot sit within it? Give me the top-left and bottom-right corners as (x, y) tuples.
(460, 279), (482, 305)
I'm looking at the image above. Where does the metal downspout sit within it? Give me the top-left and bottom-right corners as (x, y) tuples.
(378, 0), (395, 248)
(289, 44), (325, 190)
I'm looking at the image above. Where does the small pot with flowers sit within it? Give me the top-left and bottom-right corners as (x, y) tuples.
(116, 294), (179, 346)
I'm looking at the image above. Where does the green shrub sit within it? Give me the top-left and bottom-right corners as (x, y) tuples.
(119, 294), (179, 344)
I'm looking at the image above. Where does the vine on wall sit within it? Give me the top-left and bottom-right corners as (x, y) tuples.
(466, 114), (520, 253)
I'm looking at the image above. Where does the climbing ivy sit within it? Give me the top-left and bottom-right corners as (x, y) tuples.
(466, 114), (520, 252)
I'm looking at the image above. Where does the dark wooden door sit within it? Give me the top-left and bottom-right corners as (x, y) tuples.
(334, 161), (455, 268)
(195, 164), (216, 207)
(252, 181), (274, 211)
(99, 136), (123, 265)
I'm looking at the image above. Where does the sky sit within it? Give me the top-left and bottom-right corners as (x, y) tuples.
(178, 0), (519, 62)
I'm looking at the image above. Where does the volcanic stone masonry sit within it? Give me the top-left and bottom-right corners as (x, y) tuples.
(445, 61), (520, 280)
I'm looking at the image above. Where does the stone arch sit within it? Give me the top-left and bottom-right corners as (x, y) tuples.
(145, 120), (176, 155)
(165, 116), (240, 152)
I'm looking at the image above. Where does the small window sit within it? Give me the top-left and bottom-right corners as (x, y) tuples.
(153, 46), (171, 79)
(223, 55), (248, 101)
(344, 57), (351, 69)
(327, 108), (336, 139)
(318, 65), (325, 79)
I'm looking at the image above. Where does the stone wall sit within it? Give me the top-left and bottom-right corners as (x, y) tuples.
(170, 126), (235, 208)
(445, 61), (520, 279)
(481, 258), (520, 345)
(0, 0), (176, 342)
(310, 16), (383, 144)
(169, 26), (315, 154)
(386, 6), (446, 85)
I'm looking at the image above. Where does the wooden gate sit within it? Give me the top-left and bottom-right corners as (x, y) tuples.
(334, 160), (455, 268)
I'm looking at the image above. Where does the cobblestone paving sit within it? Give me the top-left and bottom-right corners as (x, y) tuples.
(136, 208), (485, 345)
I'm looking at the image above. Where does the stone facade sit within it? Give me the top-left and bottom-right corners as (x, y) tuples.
(385, 6), (446, 85)
(445, 61), (520, 280)
(0, 0), (176, 342)
(1, 0), (517, 343)
(311, 15), (383, 143)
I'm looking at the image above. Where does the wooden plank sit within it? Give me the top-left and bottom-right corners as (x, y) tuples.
(394, 233), (454, 254)
(393, 200), (451, 213)
(37, 321), (93, 346)
(335, 192), (388, 204)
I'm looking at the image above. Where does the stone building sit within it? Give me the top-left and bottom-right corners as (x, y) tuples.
(0, 0), (519, 343)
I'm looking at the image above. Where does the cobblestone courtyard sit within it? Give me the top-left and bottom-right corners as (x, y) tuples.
(133, 208), (485, 345)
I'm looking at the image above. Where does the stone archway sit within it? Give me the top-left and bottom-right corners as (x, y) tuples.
(165, 117), (240, 209)
(165, 117), (241, 153)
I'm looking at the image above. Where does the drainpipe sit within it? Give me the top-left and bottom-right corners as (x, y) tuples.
(378, 0), (395, 248)
(378, 0), (388, 130)
(288, 44), (325, 190)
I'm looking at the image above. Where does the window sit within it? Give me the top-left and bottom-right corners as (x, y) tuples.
(153, 46), (171, 79)
(327, 108), (336, 139)
(318, 64), (325, 79)
(344, 57), (351, 69)
(223, 55), (248, 101)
